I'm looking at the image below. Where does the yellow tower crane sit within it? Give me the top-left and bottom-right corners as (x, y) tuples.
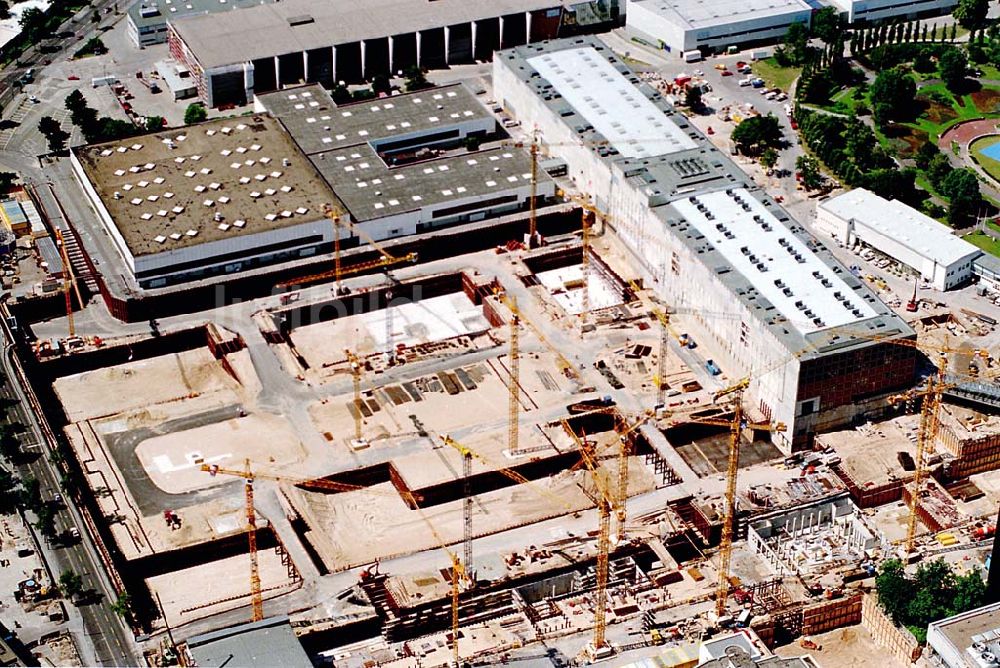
(54, 229), (83, 338)
(614, 412), (654, 544)
(568, 425), (616, 660)
(441, 435), (475, 584)
(685, 380), (785, 617)
(203, 460), (417, 622)
(440, 433), (580, 587)
(888, 357), (952, 556)
(508, 296), (521, 455)
(345, 349), (364, 443)
(277, 206), (418, 290)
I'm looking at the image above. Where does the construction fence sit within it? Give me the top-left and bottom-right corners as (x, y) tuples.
(861, 593), (922, 665)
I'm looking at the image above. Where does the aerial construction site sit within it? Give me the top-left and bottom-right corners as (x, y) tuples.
(3, 31), (1000, 668)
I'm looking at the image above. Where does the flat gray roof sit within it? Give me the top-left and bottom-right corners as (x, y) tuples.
(820, 188), (982, 268)
(128, 0), (273, 31)
(496, 38), (711, 163)
(498, 36), (914, 355)
(629, 0), (812, 30)
(930, 602), (1000, 661)
(187, 616), (311, 668)
(257, 83), (493, 156)
(258, 83), (544, 223)
(171, 0), (570, 70)
(527, 46), (697, 159)
(312, 144), (544, 222)
(75, 115), (344, 257)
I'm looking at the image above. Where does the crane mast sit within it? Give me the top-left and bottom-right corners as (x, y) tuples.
(346, 350), (363, 443)
(581, 210), (592, 329)
(890, 358), (950, 556)
(508, 297), (520, 454)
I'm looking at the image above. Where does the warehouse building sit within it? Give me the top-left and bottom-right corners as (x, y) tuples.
(926, 602), (1000, 668)
(822, 0), (957, 25)
(166, 0), (603, 108)
(70, 115), (345, 288)
(494, 37), (916, 451)
(625, 0), (813, 56)
(256, 83), (554, 239)
(816, 189), (982, 291)
(127, 0), (275, 48)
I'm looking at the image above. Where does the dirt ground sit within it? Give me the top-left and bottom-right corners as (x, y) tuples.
(147, 548), (302, 628)
(288, 292), (491, 375)
(775, 625), (905, 668)
(286, 457), (657, 571)
(137, 413), (307, 494)
(307, 350), (573, 448)
(54, 348), (251, 422)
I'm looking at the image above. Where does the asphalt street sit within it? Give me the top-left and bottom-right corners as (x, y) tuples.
(0, 320), (137, 666)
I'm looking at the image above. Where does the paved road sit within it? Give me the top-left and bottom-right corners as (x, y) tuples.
(0, 0), (122, 102)
(0, 320), (138, 666)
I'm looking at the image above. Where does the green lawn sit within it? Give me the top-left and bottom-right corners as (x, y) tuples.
(751, 58), (801, 92)
(970, 135), (1000, 183)
(965, 231), (1000, 257)
(980, 64), (1000, 81)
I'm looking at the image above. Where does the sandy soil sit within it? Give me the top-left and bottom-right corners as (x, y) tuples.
(286, 456), (658, 572)
(137, 413), (307, 494)
(147, 548), (302, 628)
(308, 351), (572, 447)
(775, 625), (905, 668)
(290, 292), (490, 370)
(54, 348), (246, 422)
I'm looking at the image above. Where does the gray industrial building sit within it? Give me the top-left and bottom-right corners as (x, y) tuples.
(168, 0), (620, 107)
(127, 0), (274, 48)
(493, 36), (917, 451)
(185, 616), (311, 667)
(256, 83), (554, 239)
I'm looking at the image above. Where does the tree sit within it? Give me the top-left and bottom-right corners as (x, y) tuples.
(64, 90), (86, 113)
(18, 475), (39, 509)
(684, 85), (702, 110)
(926, 152), (953, 190)
(940, 168), (981, 225)
(939, 48), (968, 93)
(183, 103), (207, 125)
(18, 7), (44, 32)
(811, 7), (842, 43)
(0, 173), (14, 193)
(950, 22), (958, 41)
(0, 425), (20, 462)
(371, 74), (391, 96)
(861, 168), (918, 204)
(796, 155), (823, 189)
(876, 559), (909, 624)
(731, 115), (783, 155)
(403, 66), (431, 92)
(782, 21), (811, 65)
(953, 0), (988, 28)
(760, 147), (779, 173)
(952, 571), (987, 614)
(59, 569), (84, 599)
(144, 116), (165, 131)
(870, 67), (916, 125)
(0, 0), (9, 20)
(37, 116), (68, 153)
(915, 140), (940, 170)
(34, 503), (56, 538)
(73, 37), (107, 58)
(110, 591), (134, 626)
